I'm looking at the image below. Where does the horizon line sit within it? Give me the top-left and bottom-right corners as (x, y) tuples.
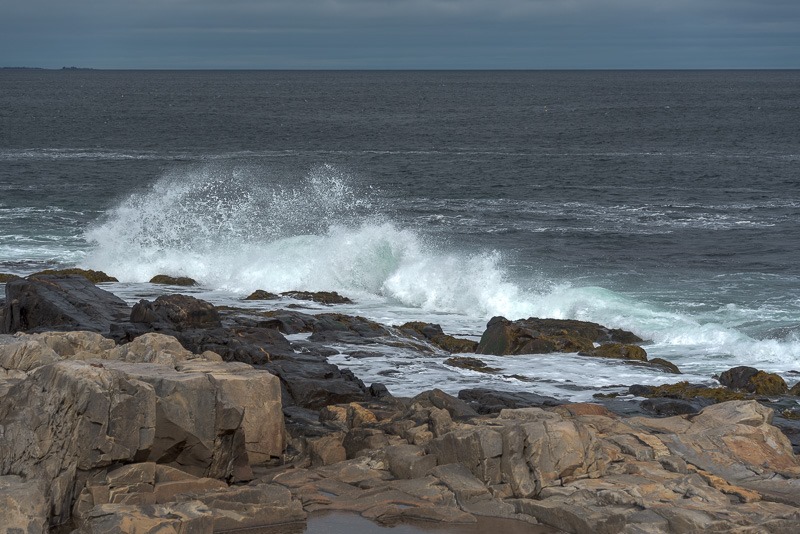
(3, 66), (800, 72)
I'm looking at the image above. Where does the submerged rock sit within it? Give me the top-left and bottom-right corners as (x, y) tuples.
(444, 356), (500, 373)
(648, 357), (682, 374)
(309, 313), (394, 345)
(640, 397), (703, 416)
(281, 290), (353, 305)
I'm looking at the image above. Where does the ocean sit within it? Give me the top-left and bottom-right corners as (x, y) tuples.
(1, 69), (799, 401)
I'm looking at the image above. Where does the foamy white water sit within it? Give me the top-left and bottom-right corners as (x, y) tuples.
(73, 164), (800, 399)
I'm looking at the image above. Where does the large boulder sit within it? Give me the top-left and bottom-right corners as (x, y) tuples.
(719, 365), (788, 395)
(476, 316), (642, 356)
(130, 294), (221, 331)
(1, 275), (131, 335)
(428, 406), (607, 498)
(0, 355), (285, 527)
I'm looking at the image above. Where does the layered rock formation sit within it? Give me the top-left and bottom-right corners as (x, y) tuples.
(0, 330), (286, 530)
(1, 277), (799, 532)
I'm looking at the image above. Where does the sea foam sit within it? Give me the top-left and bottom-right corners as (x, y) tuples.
(83, 164), (524, 314)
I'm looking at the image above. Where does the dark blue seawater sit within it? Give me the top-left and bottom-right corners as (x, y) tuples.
(1, 70), (799, 398)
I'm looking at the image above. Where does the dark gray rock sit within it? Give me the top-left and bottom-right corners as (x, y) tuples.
(718, 366), (760, 390)
(640, 397), (702, 416)
(1, 275), (130, 335)
(266, 357), (369, 410)
(476, 316), (643, 356)
(131, 294), (221, 331)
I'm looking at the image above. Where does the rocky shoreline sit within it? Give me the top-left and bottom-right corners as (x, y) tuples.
(1, 272), (800, 532)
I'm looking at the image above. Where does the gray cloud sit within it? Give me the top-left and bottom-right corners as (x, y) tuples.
(1, 0), (797, 68)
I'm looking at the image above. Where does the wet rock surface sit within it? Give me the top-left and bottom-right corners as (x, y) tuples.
(282, 290), (354, 305)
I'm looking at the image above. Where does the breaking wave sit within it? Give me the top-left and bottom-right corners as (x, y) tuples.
(82, 163), (800, 371)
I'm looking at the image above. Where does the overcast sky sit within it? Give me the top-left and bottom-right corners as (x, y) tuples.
(1, 0), (798, 69)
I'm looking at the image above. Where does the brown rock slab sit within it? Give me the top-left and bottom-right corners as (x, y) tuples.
(431, 463), (491, 503)
(385, 444), (437, 480)
(511, 498), (628, 534)
(74, 500), (214, 533)
(0, 475), (48, 534)
(630, 401), (800, 505)
(309, 434), (347, 467)
(179, 483), (307, 531)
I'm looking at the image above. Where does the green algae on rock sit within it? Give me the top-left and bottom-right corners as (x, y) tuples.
(581, 343), (648, 361)
(719, 366), (788, 396)
(635, 381), (748, 403)
(0, 273), (21, 283)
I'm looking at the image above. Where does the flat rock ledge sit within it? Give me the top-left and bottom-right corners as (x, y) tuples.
(3, 331), (800, 533)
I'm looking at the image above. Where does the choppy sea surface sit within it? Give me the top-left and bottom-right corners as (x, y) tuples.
(1, 70), (799, 401)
